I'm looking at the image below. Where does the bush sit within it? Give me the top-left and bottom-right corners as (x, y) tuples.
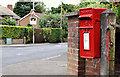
(2, 18), (16, 26)
(0, 25), (62, 43)
(42, 28), (51, 42)
(49, 28), (62, 43)
(0, 25), (32, 43)
(38, 14), (68, 39)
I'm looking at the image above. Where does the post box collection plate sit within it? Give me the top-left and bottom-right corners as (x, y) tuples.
(83, 33), (89, 50)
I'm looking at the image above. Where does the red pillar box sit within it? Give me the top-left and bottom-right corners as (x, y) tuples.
(79, 8), (107, 59)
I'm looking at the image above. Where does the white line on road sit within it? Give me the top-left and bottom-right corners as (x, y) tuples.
(41, 55), (61, 61)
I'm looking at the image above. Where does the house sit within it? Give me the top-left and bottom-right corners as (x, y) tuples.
(19, 10), (45, 28)
(0, 5), (20, 25)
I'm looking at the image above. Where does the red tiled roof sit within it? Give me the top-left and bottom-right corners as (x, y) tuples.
(36, 13), (45, 18)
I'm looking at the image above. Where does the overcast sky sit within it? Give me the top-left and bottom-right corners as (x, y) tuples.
(0, 0), (80, 9)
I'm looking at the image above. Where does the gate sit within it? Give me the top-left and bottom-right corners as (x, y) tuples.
(115, 26), (120, 75)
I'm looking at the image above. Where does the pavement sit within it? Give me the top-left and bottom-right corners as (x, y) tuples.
(2, 57), (67, 75)
(1, 43), (68, 75)
(0, 43), (51, 47)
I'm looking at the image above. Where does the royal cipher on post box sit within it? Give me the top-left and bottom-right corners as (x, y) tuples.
(79, 7), (107, 59)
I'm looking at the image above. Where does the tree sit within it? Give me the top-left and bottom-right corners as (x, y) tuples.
(13, 1), (46, 17)
(2, 18), (16, 26)
(49, 3), (75, 14)
(75, 1), (120, 24)
(38, 14), (68, 38)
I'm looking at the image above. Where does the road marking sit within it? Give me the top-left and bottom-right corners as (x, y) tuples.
(54, 45), (62, 47)
(41, 55), (61, 61)
(16, 53), (23, 56)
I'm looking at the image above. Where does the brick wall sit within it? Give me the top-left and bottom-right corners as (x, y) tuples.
(67, 16), (85, 75)
(0, 39), (5, 44)
(85, 59), (100, 75)
(12, 39), (24, 44)
(67, 13), (100, 76)
(0, 39), (24, 44)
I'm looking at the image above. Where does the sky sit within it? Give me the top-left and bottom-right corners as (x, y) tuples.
(0, 0), (80, 9)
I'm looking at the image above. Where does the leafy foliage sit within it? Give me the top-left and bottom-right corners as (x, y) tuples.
(49, 3), (75, 14)
(109, 2), (120, 24)
(0, 25), (62, 43)
(13, 1), (46, 17)
(0, 25), (32, 43)
(42, 28), (51, 42)
(49, 28), (61, 43)
(39, 14), (60, 28)
(2, 18), (16, 26)
(38, 14), (68, 38)
(75, 1), (120, 24)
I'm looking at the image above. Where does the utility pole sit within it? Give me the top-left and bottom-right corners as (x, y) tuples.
(60, 0), (63, 42)
(32, 0), (35, 44)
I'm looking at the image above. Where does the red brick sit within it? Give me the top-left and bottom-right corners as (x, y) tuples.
(19, 14), (39, 28)
(12, 39), (23, 44)
(86, 72), (96, 75)
(73, 28), (79, 32)
(68, 17), (79, 23)
(73, 59), (79, 65)
(73, 70), (79, 75)
(86, 61), (95, 67)
(75, 33), (79, 38)
(78, 71), (85, 75)
(68, 27), (73, 32)
(68, 23), (72, 27)
(73, 54), (79, 59)
(71, 64), (78, 70)
(71, 43), (78, 49)
(68, 48), (72, 53)
(68, 33), (72, 37)
(68, 58), (73, 63)
(86, 66), (100, 74)
(73, 49), (79, 54)
(72, 38), (78, 43)
(96, 63), (100, 68)
(68, 38), (72, 42)
(78, 66), (85, 70)
(79, 60), (85, 66)
(0, 39), (5, 44)
(68, 33), (75, 37)
(93, 58), (101, 62)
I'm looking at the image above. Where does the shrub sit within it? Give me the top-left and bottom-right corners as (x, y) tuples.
(0, 25), (32, 43)
(2, 18), (16, 26)
(38, 14), (68, 39)
(49, 28), (62, 43)
(42, 28), (51, 42)
(0, 25), (62, 43)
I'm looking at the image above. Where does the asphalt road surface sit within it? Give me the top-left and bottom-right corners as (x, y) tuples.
(2, 43), (67, 66)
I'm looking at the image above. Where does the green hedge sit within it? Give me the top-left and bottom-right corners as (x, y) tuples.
(49, 28), (61, 43)
(0, 25), (32, 43)
(0, 25), (62, 43)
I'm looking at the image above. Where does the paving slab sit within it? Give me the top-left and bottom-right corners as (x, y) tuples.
(2, 60), (67, 75)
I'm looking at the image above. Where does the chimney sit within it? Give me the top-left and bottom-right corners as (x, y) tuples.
(7, 5), (13, 11)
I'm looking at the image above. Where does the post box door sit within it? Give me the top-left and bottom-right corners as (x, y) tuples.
(80, 28), (94, 58)
(79, 16), (95, 59)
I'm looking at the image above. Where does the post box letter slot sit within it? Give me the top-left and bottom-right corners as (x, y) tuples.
(79, 14), (92, 19)
(83, 33), (90, 50)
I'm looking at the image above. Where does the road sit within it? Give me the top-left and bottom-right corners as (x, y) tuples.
(2, 43), (67, 66)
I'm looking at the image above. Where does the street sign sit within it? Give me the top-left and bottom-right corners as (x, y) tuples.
(30, 16), (37, 25)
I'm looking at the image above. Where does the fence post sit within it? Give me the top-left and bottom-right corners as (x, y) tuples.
(101, 9), (116, 75)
